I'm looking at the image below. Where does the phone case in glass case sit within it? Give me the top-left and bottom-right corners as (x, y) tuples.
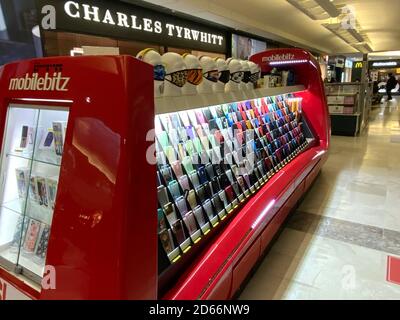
(0, 104), (69, 282)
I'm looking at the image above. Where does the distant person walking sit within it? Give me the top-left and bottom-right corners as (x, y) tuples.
(386, 73), (397, 101)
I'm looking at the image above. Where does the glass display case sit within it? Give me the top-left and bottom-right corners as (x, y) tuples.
(0, 104), (69, 282)
(325, 82), (372, 136)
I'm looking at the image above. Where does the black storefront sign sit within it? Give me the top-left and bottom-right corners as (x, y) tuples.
(369, 60), (400, 69)
(36, 0), (227, 54)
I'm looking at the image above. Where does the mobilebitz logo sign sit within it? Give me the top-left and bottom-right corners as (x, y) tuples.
(262, 54), (295, 62)
(9, 72), (70, 92)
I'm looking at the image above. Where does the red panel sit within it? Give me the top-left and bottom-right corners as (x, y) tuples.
(231, 238), (261, 295)
(206, 267), (233, 300)
(305, 162), (322, 192)
(0, 56), (157, 300)
(387, 256), (400, 286)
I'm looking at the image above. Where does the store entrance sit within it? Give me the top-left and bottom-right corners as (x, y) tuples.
(370, 68), (400, 96)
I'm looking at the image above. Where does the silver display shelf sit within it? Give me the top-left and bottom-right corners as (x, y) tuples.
(155, 85), (306, 114)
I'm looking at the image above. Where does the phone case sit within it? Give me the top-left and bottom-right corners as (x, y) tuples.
(170, 160), (182, 179)
(157, 186), (169, 207)
(202, 200), (214, 220)
(175, 196), (188, 215)
(29, 176), (40, 203)
(212, 194), (224, 213)
(203, 108), (213, 121)
(193, 205), (206, 226)
(179, 111), (191, 127)
(243, 174), (252, 189)
(195, 125), (204, 138)
(191, 153), (200, 171)
(15, 168), (30, 199)
(160, 166), (174, 184)
(224, 186), (235, 203)
(164, 145), (177, 163)
(195, 185), (207, 203)
(170, 113), (181, 128)
(231, 182), (240, 197)
(205, 163), (215, 179)
(36, 176), (49, 207)
(163, 202), (178, 225)
(187, 189), (198, 209)
(200, 151), (209, 166)
(218, 190), (229, 207)
(158, 208), (168, 233)
(168, 180), (181, 200)
(23, 219), (41, 253)
(182, 156), (194, 174)
(157, 171), (163, 186)
(157, 131), (170, 148)
(197, 166), (208, 184)
(156, 151), (167, 166)
(186, 126), (195, 140)
(178, 175), (190, 192)
(35, 223), (50, 259)
(159, 229), (175, 254)
(218, 173), (230, 189)
(189, 171), (200, 189)
(46, 176), (58, 210)
(168, 128), (180, 146)
(210, 178), (221, 195)
(183, 211), (198, 235)
(193, 138), (203, 153)
(185, 140), (195, 156)
(178, 127), (188, 142)
(172, 220), (187, 244)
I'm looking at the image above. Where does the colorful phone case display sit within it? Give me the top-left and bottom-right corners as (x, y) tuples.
(156, 93), (310, 273)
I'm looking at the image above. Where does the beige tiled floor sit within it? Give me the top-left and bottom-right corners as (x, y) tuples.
(240, 98), (400, 300)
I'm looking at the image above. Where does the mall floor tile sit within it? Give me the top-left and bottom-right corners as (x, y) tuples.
(240, 98), (400, 300)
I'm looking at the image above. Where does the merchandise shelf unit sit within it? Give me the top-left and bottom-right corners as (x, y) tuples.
(325, 82), (372, 136)
(159, 48), (329, 300)
(0, 49), (329, 300)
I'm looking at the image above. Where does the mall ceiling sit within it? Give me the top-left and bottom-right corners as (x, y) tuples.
(138, 0), (400, 55)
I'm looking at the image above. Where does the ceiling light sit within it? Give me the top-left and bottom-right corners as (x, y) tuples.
(323, 23), (363, 44)
(314, 0), (340, 17)
(352, 43), (373, 54)
(287, 0), (340, 20)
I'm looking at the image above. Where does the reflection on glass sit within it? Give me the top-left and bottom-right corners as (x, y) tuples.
(0, 104), (69, 280)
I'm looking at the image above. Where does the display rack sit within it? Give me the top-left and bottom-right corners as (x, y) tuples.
(325, 82), (372, 136)
(0, 49), (329, 300)
(161, 49), (329, 299)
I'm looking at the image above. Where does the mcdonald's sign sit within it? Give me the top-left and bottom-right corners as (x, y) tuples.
(354, 62), (363, 68)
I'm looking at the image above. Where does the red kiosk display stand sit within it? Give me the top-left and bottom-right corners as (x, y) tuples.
(0, 48), (329, 300)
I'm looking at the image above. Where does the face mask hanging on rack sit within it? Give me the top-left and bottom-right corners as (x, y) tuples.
(230, 71), (244, 84)
(204, 70), (220, 83)
(165, 70), (189, 87)
(218, 70), (230, 84)
(249, 72), (260, 84)
(187, 69), (203, 85)
(243, 71), (251, 84)
(154, 64), (166, 81)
